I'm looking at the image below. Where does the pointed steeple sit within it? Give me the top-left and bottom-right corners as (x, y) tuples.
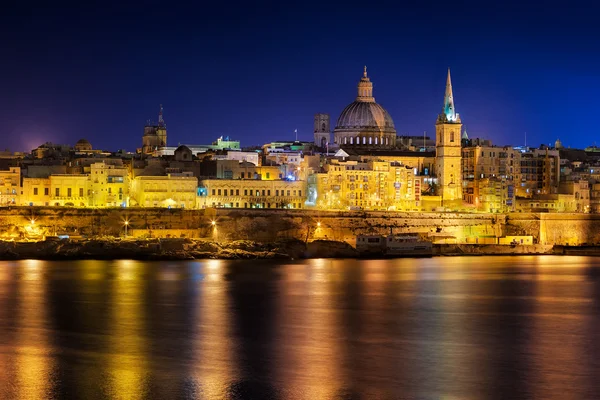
(438, 68), (460, 123)
(356, 66), (374, 102)
(158, 104), (165, 127)
(461, 127), (468, 140)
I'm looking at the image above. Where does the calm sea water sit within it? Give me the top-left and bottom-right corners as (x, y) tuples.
(1, 256), (600, 399)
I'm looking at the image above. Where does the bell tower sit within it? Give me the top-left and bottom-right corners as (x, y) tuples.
(156, 104), (167, 147)
(435, 69), (463, 205)
(313, 113), (330, 150)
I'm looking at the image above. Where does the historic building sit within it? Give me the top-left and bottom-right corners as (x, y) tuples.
(314, 159), (421, 211)
(197, 179), (306, 209)
(0, 167), (21, 206)
(88, 163), (129, 207)
(435, 69), (463, 205)
(333, 67), (396, 148)
(21, 177), (51, 206)
(130, 174), (197, 208)
(50, 174), (89, 207)
(313, 113), (331, 149)
(141, 105), (167, 154)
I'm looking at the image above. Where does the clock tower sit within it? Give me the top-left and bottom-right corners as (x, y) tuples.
(435, 69), (463, 205)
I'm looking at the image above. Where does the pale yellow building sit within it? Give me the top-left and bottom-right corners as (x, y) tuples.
(130, 175), (197, 208)
(477, 178), (515, 213)
(22, 177), (51, 206)
(315, 159), (421, 211)
(50, 175), (90, 207)
(198, 179), (306, 209)
(0, 167), (21, 205)
(88, 163), (130, 207)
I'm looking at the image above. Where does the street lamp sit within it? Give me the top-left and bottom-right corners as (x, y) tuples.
(211, 220), (216, 226)
(124, 220), (129, 237)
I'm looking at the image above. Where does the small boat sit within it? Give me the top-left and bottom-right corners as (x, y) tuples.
(356, 233), (433, 257)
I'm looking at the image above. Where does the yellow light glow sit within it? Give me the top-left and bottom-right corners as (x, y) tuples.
(317, 222), (321, 227)
(211, 220), (216, 226)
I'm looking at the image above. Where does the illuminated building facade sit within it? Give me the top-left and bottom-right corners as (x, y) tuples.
(462, 145), (519, 206)
(476, 177), (515, 213)
(21, 178), (51, 206)
(130, 175), (197, 208)
(315, 159), (421, 211)
(197, 179), (306, 209)
(0, 167), (21, 205)
(88, 163), (130, 207)
(50, 175), (89, 207)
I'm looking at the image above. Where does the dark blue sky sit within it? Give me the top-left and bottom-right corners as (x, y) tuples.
(3, 0), (600, 152)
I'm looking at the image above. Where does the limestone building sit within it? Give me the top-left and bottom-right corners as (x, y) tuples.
(333, 67), (396, 148)
(141, 105), (167, 154)
(314, 159), (422, 211)
(435, 69), (463, 205)
(0, 167), (21, 206)
(197, 179), (306, 209)
(313, 113), (331, 149)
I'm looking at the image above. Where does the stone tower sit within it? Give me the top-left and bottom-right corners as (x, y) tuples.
(141, 105), (167, 154)
(156, 104), (167, 147)
(435, 69), (463, 205)
(314, 113), (330, 149)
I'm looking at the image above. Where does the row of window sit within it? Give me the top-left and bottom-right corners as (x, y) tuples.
(31, 187), (124, 197)
(211, 202), (303, 209)
(340, 136), (391, 145)
(210, 188), (302, 197)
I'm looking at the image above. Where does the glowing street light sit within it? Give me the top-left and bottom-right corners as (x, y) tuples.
(211, 220), (216, 226)
(124, 220), (129, 237)
(317, 222), (321, 228)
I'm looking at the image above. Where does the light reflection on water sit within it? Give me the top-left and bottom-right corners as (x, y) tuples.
(0, 256), (599, 399)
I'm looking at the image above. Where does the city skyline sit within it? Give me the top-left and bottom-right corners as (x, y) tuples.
(3, 1), (600, 152)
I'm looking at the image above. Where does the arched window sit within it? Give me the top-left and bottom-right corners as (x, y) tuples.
(369, 137), (372, 145)
(321, 123), (326, 132)
(374, 137), (378, 145)
(344, 136), (348, 144)
(362, 137), (366, 145)
(350, 137), (353, 144)
(450, 131), (455, 142)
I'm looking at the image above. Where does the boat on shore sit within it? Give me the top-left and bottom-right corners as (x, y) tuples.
(356, 234), (433, 257)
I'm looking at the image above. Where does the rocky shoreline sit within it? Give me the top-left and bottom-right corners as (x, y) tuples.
(0, 238), (359, 261)
(1, 239), (599, 261)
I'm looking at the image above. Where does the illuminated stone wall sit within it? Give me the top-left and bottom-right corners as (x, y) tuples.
(0, 207), (598, 245)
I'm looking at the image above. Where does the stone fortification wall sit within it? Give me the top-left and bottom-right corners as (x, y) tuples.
(0, 207), (597, 245)
(506, 213), (600, 245)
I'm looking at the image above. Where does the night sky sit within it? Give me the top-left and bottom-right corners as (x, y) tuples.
(3, 1), (600, 152)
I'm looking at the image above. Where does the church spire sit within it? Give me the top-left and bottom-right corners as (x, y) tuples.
(356, 66), (374, 102)
(438, 68), (460, 123)
(158, 104), (165, 127)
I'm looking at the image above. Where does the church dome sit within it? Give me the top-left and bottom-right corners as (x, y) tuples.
(336, 101), (395, 130)
(74, 138), (92, 151)
(333, 67), (397, 148)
